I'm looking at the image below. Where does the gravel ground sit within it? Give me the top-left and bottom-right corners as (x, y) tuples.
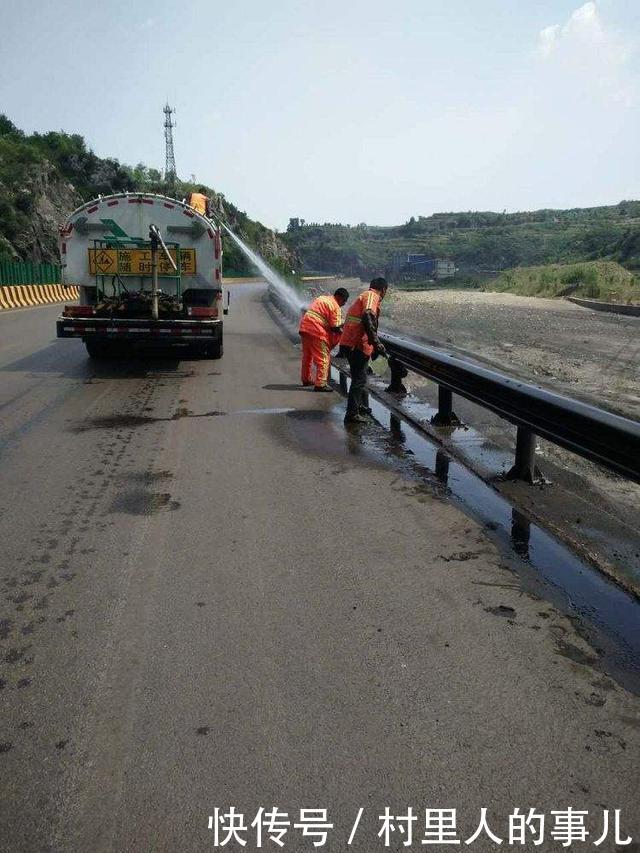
(384, 289), (640, 420)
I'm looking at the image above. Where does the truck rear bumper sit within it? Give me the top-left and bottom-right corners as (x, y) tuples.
(56, 316), (222, 343)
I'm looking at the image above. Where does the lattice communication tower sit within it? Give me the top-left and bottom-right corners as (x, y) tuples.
(163, 103), (176, 183)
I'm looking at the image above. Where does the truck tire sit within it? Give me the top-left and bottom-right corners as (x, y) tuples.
(208, 339), (223, 359)
(85, 340), (112, 359)
(199, 332), (223, 359)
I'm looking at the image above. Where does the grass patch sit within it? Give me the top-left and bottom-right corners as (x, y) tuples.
(486, 261), (640, 303)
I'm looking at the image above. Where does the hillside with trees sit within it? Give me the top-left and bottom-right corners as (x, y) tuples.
(282, 204), (640, 278)
(0, 114), (296, 276)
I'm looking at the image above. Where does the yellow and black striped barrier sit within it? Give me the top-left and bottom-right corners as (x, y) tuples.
(0, 284), (79, 311)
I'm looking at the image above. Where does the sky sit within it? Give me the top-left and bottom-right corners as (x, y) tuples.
(0, 0), (638, 229)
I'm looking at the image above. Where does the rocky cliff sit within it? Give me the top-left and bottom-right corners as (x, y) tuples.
(0, 161), (81, 262)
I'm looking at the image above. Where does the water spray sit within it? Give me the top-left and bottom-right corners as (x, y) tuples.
(218, 221), (305, 317)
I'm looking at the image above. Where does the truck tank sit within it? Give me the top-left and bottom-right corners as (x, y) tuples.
(57, 192), (227, 358)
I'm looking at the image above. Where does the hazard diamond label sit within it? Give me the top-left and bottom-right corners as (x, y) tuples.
(94, 250), (116, 274)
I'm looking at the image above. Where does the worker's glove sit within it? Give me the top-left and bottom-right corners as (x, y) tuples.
(375, 342), (388, 359)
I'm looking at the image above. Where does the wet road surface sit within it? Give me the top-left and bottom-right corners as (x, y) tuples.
(1, 287), (639, 851)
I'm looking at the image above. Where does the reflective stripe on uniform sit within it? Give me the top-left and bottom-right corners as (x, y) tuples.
(305, 308), (330, 327)
(339, 289), (381, 354)
(299, 294), (340, 341)
(300, 332), (331, 386)
(363, 291), (377, 311)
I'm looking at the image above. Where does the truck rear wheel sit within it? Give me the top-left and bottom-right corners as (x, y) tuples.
(208, 339), (223, 359)
(196, 333), (223, 359)
(85, 340), (113, 359)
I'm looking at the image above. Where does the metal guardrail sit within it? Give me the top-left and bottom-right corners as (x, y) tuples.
(566, 296), (640, 317)
(268, 285), (305, 324)
(268, 284), (640, 485)
(381, 332), (640, 484)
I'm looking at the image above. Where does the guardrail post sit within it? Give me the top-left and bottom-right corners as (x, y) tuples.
(431, 386), (461, 427)
(506, 427), (543, 484)
(385, 355), (408, 396)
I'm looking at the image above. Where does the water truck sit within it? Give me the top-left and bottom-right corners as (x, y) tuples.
(56, 192), (228, 358)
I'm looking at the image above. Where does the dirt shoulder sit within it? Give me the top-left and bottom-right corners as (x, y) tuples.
(384, 289), (640, 421)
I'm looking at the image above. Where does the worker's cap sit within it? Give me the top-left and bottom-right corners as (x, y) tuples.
(370, 277), (388, 291)
(334, 287), (349, 300)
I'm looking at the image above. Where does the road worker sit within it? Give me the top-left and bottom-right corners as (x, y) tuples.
(339, 277), (388, 423)
(186, 188), (210, 217)
(299, 287), (350, 391)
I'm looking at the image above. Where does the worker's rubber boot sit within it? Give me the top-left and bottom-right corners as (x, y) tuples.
(344, 413), (367, 424)
(314, 385), (333, 393)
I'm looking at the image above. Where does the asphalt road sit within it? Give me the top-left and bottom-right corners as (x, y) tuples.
(1, 287), (639, 852)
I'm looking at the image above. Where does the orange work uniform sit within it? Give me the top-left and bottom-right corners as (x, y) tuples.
(339, 289), (382, 357)
(299, 294), (343, 387)
(188, 192), (209, 215)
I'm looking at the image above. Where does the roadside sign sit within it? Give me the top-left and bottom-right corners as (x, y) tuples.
(88, 248), (196, 276)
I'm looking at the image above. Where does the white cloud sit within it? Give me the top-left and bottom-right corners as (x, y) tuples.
(538, 24), (561, 58)
(536, 2), (636, 105)
(538, 2), (607, 57)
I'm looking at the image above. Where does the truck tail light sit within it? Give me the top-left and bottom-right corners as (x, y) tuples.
(63, 305), (95, 317)
(187, 306), (218, 319)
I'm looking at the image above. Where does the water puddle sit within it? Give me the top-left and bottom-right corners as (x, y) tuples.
(385, 394), (513, 475)
(365, 374), (640, 585)
(372, 397), (640, 693)
(281, 375), (640, 694)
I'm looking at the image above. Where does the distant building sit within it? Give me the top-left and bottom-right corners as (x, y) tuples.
(434, 259), (455, 278)
(390, 253), (456, 280)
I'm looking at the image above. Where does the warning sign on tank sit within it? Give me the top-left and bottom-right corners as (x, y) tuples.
(88, 248), (196, 276)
